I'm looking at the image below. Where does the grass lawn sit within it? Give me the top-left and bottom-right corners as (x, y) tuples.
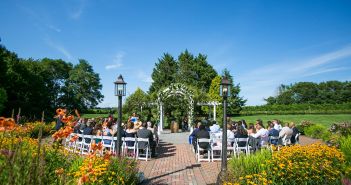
(232, 114), (351, 127)
(81, 113), (118, 118)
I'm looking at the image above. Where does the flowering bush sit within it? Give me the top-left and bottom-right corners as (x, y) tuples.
(226, 144), (348, 185)
(70, 154), (138, 185)
(0, 124), (139, 185)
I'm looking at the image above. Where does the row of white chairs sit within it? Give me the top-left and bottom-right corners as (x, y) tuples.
(195, 133), (301, 162)
(196, 138), (251, 162)
(63, 133), (151, 160)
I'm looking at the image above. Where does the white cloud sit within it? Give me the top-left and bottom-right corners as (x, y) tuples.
(47, 24), (61, 32)
(302, 67), (348, 77)
(137, 70), (153, 83)
(45, 38), (73, 60)
(105, 52), (124, 70)
(238, 45), (351, 105)
(291, 46), (351, 72)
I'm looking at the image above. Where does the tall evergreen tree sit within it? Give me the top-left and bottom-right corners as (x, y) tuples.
(149, 53), (178, 93)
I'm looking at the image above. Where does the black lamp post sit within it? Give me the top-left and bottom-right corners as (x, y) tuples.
(218, 76), (231, 183)
(114, 74), (126, 155)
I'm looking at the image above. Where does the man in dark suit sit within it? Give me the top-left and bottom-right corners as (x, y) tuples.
(137, 122), (156, 157)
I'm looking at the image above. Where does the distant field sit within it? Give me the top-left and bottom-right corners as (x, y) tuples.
(81, 114), (118, 119)
(232, 114), (351, 127)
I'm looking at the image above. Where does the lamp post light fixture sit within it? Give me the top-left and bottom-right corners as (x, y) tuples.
(114, 74), (126, 155)
(218, 76), (231, 183)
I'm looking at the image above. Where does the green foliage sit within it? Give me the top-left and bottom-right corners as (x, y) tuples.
(0, 127), (139, 185)
(149, 53), (178, 93)
(227, 144), (347, 185)
(340, 136), (351, 165)
(228, 149), (272, 180)
(63, 59), (104, 111)
(123, 88), (150, 121)
(149, 50), (222, 123)
(0, 43), (103, 117)
(0, 88), (7, 114)
(304, 124), (328, 139)
(265, 81), (351, 105)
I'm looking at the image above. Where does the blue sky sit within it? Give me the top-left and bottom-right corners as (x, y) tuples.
(1, 0), (351, 106)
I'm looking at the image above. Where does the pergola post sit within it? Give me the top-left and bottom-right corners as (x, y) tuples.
(213, 102), (217, 121)
(158, 103), (164, 135)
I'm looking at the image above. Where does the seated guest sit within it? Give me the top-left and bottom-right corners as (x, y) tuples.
(147, 121), (154, 135)
(215, 124), (235, 146)
(227, 124), (235, 140)
(235, 125), (248, 147)
(102, 122), (113, 145)
(267, 123), (279, 145)
(273, 119), (282, 131)
(92, 123), (102, 144)
(210, 121), (220, 133)
(247, 124), (256, 135)
(137, 122), (156, 157)
(195, 124), (210, 151)
(250, 120), (269, 146)
(129, 112), (139, 123)
(239, 120), (247, 129)
(124, 122), (136, 147)
(190, 122), (202, 150)
(83, 121), (93, 143)
(290, 122), (299, 144)
(134, 121), (142, 130)
(279, 123), (293, 143)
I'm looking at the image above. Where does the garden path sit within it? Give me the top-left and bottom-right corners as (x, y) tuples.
(138, 130), (320, 185)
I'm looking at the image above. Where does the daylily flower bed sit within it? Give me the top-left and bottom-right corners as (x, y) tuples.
(225, 144), (351, 185)
(0, 123), (139, 185)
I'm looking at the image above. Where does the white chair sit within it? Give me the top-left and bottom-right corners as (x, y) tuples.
(122, 137), (137, 158)
(102, 136), (114, 154)
(235, 138), (250, 156)
(227, 138), (236, 159)
(136, 138), (151, 161)
(211, 138), (222, 161)
(81, 135), (93, 155)
(64, 133), (75, 152)
(196, 138), (212, 162)
(281, 135), (292, 146)
(296, 133), (301, 144)
(74, 134), (84, 153)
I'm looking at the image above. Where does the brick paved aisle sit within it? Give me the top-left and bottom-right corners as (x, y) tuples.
(138, 130), (220, 185)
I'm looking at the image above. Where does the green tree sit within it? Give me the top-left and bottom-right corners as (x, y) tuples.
(63, 59), (103, 111)
(123, 88), (150, 121)
(177, 51), (217, 91)
(149, 53), (178, 93)
(40, 58), (72, 109)
(205, 76), (223, 122)
(0, 88), (7, 114)
(265, 81), (351, 105)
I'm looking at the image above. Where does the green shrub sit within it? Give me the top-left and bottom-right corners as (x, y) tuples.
(227, 149), (271, 181)
(226, 144), (348, 185)
(340, 136), (351, 165)
(304, 124), (328, 139)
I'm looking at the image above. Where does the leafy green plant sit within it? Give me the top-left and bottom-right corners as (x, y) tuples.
(304, 124), (328, 139)
(227, 149), (272, 181)
(340, 136), (351, 165)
